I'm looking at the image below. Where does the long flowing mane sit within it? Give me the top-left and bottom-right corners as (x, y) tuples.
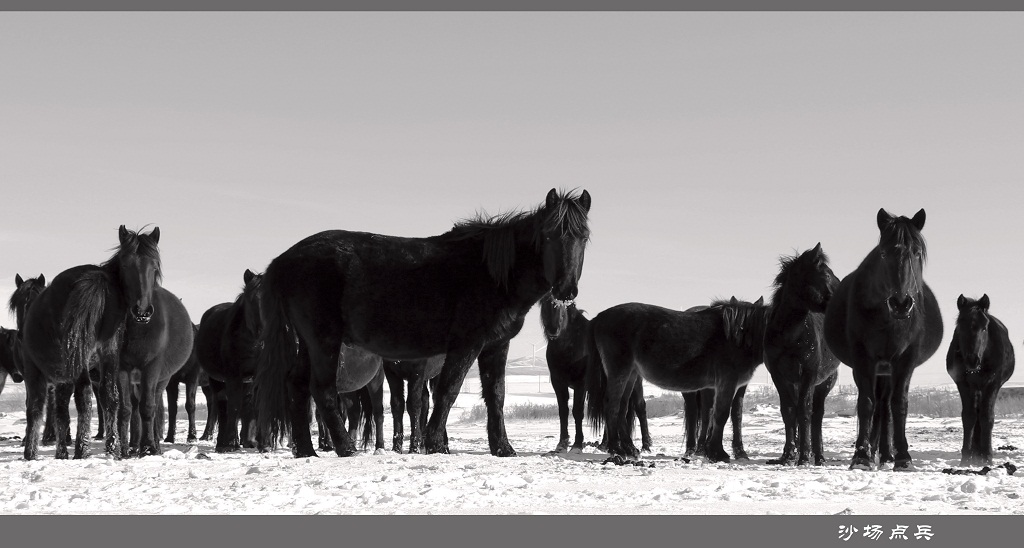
(443, 189), (591, 288)
(711, 298), (768, 356)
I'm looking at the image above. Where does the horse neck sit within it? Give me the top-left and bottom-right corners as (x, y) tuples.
(767, 285), (814, 335)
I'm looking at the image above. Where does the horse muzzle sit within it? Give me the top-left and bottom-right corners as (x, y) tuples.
(550, 285), (578, 307)
(966, 357), (983, 374)
(887, 294), (916, 319)
(131, 305), (155, 324)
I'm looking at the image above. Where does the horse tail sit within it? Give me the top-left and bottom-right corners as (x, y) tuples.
(584, 321), (606, 435)
(253, 274), (298, 448)
(61, 271), (113, 379)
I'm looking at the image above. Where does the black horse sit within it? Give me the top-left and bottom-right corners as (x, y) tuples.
(763, 243), (841, 466)
(824, 209), (943, 471)
(20, 226), (162, 460)
(539, 294), (650, 454)
(946, 294), (1015, 466)
(195, 269), (263, 452)
(382, 355), (445, 453)
(586, 297), (768, 462)
(163, 323), (204, 444)
(255, 188), (591, 458)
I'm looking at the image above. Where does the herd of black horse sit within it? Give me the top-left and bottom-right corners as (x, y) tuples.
(0, 189), (1015, 471)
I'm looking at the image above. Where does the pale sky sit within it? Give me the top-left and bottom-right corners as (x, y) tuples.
(2, 12), (1023, 386)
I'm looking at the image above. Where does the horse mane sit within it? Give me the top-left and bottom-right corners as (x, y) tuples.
(878, 216), (928, 262)
(711, 298), (768, 355)
(769, 247), (830, 305)
(8, 277), (45, 316)
(444, 189), (591, 288)
(101, 227), (163, 284)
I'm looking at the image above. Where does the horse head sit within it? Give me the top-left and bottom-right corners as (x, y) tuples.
(955, 294), (991, 374)
(10, 273), (46, 333)
(775, 243), (839, 314)
(874, 209), (927, 320)
(241, 268), (264, 336)
(0, 327), (24, 382)
(116, 225), (162, 325)
(539, 188), (591, 305)
(539, 293), (569, 340)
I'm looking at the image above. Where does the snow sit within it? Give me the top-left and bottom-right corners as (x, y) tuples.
(1, 379), (1022, 516)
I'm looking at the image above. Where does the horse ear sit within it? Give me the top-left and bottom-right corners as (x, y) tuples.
(876, 208), (894, 231)
(149, 227), (160, 245)
(730, 296), (738, 305)
(957, 294), (966, 311)
(244, 269), (255, 286)
(755, 296), (764, 306)
(15, 274), (23, 287)
(979, 294), (990, 310)
(38, 274), (45, 286)
(579, 189), (592, 213)
(812, 242), (822, 255)
(911, 209), (926, 231)
(119, 225), (129, 245)
(546, 188), (559, 209)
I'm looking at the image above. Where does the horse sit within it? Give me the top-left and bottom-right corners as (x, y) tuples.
(946, 294), (1015, 466)
(382, 355), (446, 453)
(586, 297), (767, 462)
(19, 226), (162, 460)
(763, 243), (841, 466)
(539, 294), (650, 454)
(195, 269), (263, 452)
(162, 323), (203, 444)
(255, 188), (591, 458)
(823, 209), (943, 471)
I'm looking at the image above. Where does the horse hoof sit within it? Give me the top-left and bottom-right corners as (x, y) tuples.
(492, 442), (517, 458)
(215, 445), (240, 454)
(849, 458), (873, 471)
(569, 446), (584, 455)
(893, 459), (914, 472)
(373, 448), (387, 456)
(766, 458), (793, 466)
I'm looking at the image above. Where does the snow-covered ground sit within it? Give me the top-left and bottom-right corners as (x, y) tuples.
(1, 379), (1021, 516)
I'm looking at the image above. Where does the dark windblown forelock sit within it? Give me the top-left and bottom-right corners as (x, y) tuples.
(103, 228), (163, 283)
(771, 248), (830, 298)
(879, 216), (927, 262)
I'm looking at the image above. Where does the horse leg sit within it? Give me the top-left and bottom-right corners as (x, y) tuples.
(811, 372), (838, 465)
(164, 382), (179, 444)
(424, 344), (484, 455)
(704, 384), (734, 463)
(215, 380), (244, 453)
(42, 384), (57, 446)
(92, 379), (106, 440)
(570, 384), (587, 453)
(874, 377), (895, 466)
(850, 368), (876, 470)
(551, 381), (572, 453)
(682, 391), (698, 457)
(979, 386), (999, 465)
(199, 383), (217, 441)
(696, 388), (714, 457)
(371, 381), (386, 453)
(128, 378), (141, 456)
(631, 380), (652, 453)
(890, 370), (913, 471)
(136, 371), (163, 456)
(316, 403), (335, 452)
(796, 379), (814, 466)
(307, 349), (356, 458)
(239, 382), (259, 449)
(21, 365), (47, 461)
(384, 367), (406, 453)
(730, 385), (748, 460)
(955, 382), (976, 466)
(406, 374), (429, 454)
(72, 371), (93, 459)
(477, 341), (516, 457)
(768, 383), (797, 465)
(52, 381), (74, 460)
(185, 379), (198, 443)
